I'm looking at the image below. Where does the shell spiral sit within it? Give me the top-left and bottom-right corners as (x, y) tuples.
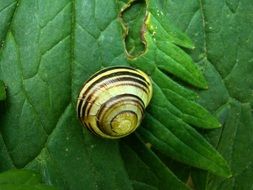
(77, 66), (153, 139)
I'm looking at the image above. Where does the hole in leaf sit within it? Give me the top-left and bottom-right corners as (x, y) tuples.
(121, 0), (147, 57)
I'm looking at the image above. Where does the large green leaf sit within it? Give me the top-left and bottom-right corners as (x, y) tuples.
(120, 0), (230, 177)
(163, 0), (253, 189)
(1, 0), (250, 189)
(120, 135), (188, 190)
(0, 1), (132, 190)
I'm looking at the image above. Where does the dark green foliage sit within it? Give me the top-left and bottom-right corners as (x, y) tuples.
(0, 0), (252, 189)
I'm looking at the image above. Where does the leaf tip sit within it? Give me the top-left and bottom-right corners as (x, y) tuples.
(196, 79), (208, 90)
(223, 167), (233, 178)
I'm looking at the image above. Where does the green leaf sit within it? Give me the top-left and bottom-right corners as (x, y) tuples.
(0, 0), (241, 189)
(124, 0), (208, 89)
(0, 169), (57, 190)
(0, 80), (6, 101)
(139, 110), (230, 177)
(0, 1), (132, 190)
(163, 0), (253, 189)
(121, 0), (230, 177)
(120, 135), (189, 190)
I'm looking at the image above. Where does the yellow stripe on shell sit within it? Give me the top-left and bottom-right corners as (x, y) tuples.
(84, 80), (149, 116)
(78, 67), (151, 101)
(86, 103), (142, 138)
(78, 72), (152, 118)
(77, 67), (153, 139)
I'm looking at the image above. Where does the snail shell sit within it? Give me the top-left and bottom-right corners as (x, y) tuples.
(77, 66), (153, 139)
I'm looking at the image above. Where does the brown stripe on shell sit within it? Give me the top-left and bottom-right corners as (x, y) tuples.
(77, 67), (153, 139)
(84, 83), (147, 117)
(82, 77), (149, 118)
(98, 104), (142, 136)
(96, 94), (145, 122)
(86, 122), (98, 136)
(80, 70), (150, 101)
(95, 94), (145, 135)
(77, 99), (83, 118)
(85, 66), (145, 84)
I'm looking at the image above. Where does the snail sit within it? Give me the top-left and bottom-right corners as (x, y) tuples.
(77, 66), (153, 139)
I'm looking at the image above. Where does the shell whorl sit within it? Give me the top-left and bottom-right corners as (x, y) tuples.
(77, 66), (153, 139)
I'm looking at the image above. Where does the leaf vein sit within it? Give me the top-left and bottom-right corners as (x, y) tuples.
(0, 132), (16, 167)
(0, 0), (18, 52)
(24, 103), (71, 166)
(11, 32), (49, 136)
(40, 2), (71, 29)
(0, 1), (16, 13)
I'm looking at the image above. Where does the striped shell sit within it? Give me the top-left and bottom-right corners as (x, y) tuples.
(77, 66), (153, 139)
